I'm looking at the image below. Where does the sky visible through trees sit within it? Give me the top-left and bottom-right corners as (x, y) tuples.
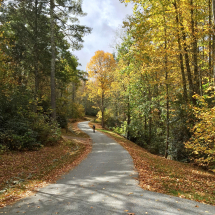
(84, 0), (215, 172)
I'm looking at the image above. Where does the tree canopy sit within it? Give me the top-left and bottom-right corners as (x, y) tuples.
(81, 0), (215, 172)
(86, 50), (116, 128)
(0, 0), (91, 150)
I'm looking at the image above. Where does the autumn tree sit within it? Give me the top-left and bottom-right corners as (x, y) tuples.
(113, 0), (215, 166)
(86, 51), (116, 128)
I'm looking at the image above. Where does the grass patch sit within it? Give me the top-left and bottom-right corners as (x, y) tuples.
(91, 122), (215, 206)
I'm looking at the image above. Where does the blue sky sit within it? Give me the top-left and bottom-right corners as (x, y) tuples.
(73, 0), (133, 71)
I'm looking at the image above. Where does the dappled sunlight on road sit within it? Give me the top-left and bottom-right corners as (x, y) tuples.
(1, 121), (215, 215)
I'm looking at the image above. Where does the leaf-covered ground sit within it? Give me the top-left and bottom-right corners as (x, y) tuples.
(0, 121), (92, 208)
(90, 122), (215, 206)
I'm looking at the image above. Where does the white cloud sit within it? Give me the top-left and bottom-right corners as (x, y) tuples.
(72, 0), (133, 71)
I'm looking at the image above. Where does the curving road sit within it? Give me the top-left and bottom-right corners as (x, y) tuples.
(1, 121), (215, 215)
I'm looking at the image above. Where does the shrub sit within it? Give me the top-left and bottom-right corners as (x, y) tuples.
(0, 110), (61, 151)
(27, 112), (61, 146)
(184, 94), (215, 172)
(69, 103), (85, 119)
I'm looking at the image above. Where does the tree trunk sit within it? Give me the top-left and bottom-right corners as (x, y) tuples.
(163, 13), (169, 159)
(72, 82), (76, 103)
(173, 0), (195, 101)
(127, 95), (130, 140)
(148, 87), (152, 145)
(212, 0), (215, 84)
(209, 0), (212, 78)
(34, 0), (39, 111)
(190, 0), (200, 94)
(213, 32), (215, 85)
(101, 91), (104, 128)
(181, 23), (195, 101)
(50, 0), (56, 120)
(173, 1), (188, 102)
(165, 70), (170, 159)
(144, 115), (147, 133)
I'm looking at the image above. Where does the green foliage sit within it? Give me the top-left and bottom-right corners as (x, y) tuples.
(185, 94), (215, 172)
(57, 114), (68, 129)
(29, 112), (61, 145)
(0, 112), (61, 151)
(0, 86), (61, 151)
(70, 103), (85, 119)
(0, 0), (91, 152)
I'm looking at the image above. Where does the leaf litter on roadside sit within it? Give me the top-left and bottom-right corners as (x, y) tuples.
(0, 121), (92, 208)
(93, 123), (215, 206)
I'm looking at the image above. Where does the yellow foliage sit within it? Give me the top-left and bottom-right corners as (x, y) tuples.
(185, 94), (215, 171)
(86, 50), (116, 106)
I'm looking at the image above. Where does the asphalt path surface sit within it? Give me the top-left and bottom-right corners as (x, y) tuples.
(1, 121), (215, 215)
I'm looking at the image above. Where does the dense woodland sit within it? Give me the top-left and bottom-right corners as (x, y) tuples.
(0, 0), (90, 150)
(84, 0), (215, 172)
(0, 0), (215, 173)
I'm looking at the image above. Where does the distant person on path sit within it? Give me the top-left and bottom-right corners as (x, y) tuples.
(93, 125), (95, 133)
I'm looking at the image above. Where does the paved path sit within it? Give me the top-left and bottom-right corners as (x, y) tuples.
(1, 121), (215, 215)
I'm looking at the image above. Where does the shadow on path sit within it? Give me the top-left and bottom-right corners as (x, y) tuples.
(1, 121), (214, 215)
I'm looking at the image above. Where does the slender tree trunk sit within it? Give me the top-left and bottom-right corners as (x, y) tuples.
(163, 14), (169, 159)
(173, 1), (188, 102)
(148, 87), (152, 145)
(212, 0), (215, 84)
(199, 43), (204, 96)
(173, 0), (195, 101)
(212, 27), (215, 84)
(144, 115), (147, 133)
(70, 82), (76, 118)
(50, 0), (56, 120)
(181, 23), (195, 101)
(209, 0), (212, 78)
(72, 82), (76, 103)
(213, 0), (215, 25)
(34, 0), (39, 111)
(101, 91), (104, 128)
(127, 95), (130, 140)
(165, 68), (170, 159)
(190, 0), (200, 94)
